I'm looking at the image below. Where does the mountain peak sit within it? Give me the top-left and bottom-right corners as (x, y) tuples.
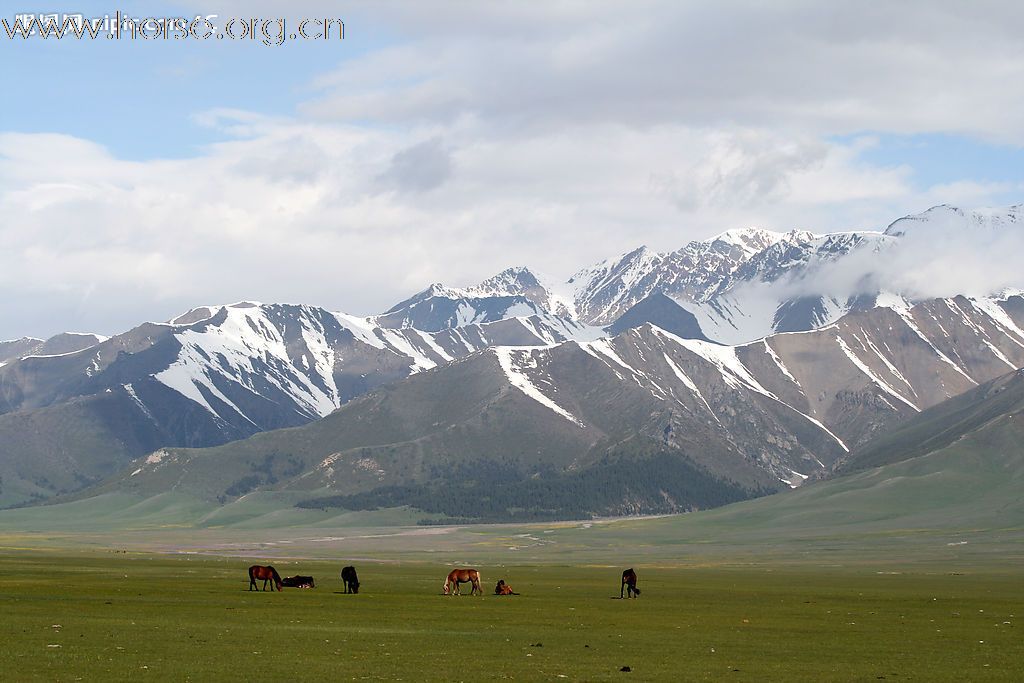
(468, 266), (544, 295)
(884, 203), (1021, 237)
(626, 244), (659, 259)
(710, 226), (784, 243)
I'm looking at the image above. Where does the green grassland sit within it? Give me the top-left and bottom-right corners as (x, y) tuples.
(1, 551), (1021, 682)
(2, 376), (1023, 680)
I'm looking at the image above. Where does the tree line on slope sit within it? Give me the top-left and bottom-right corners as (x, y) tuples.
(296, 452), (771, 522)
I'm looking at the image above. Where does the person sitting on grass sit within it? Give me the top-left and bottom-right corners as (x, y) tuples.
(494, 579), (519, 595)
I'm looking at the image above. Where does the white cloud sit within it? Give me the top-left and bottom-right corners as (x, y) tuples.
(277, 0), (1024, 142)
(3, 1), (1024, 336)
(377, 137), (453, 193)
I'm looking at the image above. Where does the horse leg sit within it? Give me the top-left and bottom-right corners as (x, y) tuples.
(621, 581), (625, 599)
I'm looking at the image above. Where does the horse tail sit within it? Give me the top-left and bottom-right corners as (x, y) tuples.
(248, 565), (256, 580)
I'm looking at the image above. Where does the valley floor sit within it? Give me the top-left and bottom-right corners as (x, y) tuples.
(1, 549), (1022, 681)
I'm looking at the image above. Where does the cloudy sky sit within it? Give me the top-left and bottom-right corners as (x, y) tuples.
(2, 0), (1024, 338)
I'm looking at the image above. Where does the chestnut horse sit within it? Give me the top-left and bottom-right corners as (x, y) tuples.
(443, 568), (482, 596)
(248, 565), (283, 592)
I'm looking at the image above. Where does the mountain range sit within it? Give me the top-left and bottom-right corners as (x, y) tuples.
(1, 203), (1023, 519)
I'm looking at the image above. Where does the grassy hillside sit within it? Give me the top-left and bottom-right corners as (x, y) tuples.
(0, 393), (164, 508)
(2, 402), (1021, 564)
(834, 367), (1024, 475)
(615, 405), (1024, 549)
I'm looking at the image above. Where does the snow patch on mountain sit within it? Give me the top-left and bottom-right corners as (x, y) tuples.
(968, 296), (1024, 348)
(652, 328), (770, 396)
(834, 334), (920, 411)
(494, 346), (584, 426)
(676, 284), (792, 345)
(155, 305), (338, 422)
(661, 351), (721, 424)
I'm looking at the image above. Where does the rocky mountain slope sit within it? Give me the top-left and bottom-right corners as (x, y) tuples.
(0, 302), (600, 507)
(0, 332), (107, 364)
(103, 292), (1024, 520)
(637, 365), (1024, 541)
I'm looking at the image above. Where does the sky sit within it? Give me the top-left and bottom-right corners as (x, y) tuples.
(2, 0), (1024, 338)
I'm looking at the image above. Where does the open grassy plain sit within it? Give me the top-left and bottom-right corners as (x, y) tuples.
(1, 549), (1021, 681)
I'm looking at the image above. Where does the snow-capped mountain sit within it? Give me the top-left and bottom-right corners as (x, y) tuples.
(115, 292), (1024, 518)
(568, 228), (791, 324)
(371, 205), (1024, 345)
(5, 202), (1024, 513)
(0, 301), (602, 435)
(375, 267), (575, 331)
(372, 226), (891, 344)
(564, 228), (898, 342)
(0, 300), (605, 506)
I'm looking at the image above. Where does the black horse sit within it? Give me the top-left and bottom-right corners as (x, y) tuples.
(621, 568), (641, 598)
(341, 566), (360, 594)
(281, 575), (315, 588)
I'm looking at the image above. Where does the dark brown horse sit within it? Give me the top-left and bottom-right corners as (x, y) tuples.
(621, 568), (640, 598)
(249, 565), (283, 592)
(341, 566), (360, 594)
(280, 575), (315, 588)
(443, 568), (482, 596)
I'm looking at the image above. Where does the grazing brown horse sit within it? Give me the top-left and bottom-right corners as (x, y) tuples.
(621, 568), (640, 598)
(248, 565), (283, 592)
(443, 568), (482, 596)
